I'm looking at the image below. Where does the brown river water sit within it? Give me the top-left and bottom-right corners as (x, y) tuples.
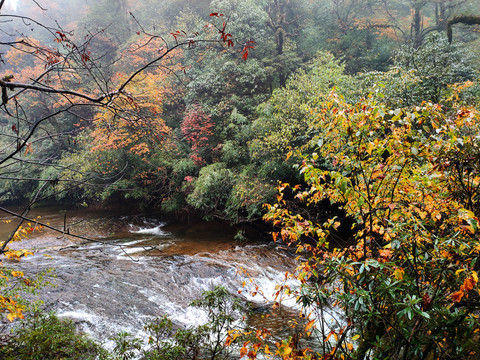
(0, 207), (313, 349)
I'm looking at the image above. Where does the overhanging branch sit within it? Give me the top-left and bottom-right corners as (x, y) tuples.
(447, 16), (480, 43)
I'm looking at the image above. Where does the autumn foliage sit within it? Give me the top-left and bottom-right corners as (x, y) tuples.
(0, 221), (43, 322)
(181, 105), (215, 165)
(89, 70), (172, 159)
(260, 85), (480, 359)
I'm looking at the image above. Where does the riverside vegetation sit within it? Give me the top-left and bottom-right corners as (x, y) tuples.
(1, 0), (480, 359)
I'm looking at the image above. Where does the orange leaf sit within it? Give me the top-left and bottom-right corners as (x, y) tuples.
(305, 319), (315, 332)
(240, 346), (248, 358)
(451, 290), (464, 303)
(379, 249), (392, 259)
(464, 277), (476, 292)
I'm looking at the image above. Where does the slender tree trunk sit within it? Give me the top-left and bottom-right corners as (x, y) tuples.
(412, 7), (423, 48)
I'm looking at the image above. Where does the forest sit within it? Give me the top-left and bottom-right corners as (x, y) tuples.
(1, 0), (480, 359)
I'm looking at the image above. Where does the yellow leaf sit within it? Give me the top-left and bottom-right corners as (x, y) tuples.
(472, 271), (478, 283)
(394, 268), (404, 280)
(240, 346), (248, 358)
(352, 334), (360, 341)
(456, 268), (466, 276)
(326, 331), (334, 342)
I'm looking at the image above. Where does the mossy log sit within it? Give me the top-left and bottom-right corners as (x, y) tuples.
(447, 16), (480, 43)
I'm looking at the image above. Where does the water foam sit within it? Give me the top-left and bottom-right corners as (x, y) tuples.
(129, 219), (168, 236)
(132, 225), (166, 236)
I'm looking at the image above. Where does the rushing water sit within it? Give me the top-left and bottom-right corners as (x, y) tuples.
(0, 207), (302, 348)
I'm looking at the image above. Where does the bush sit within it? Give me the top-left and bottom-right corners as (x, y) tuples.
(187, 163), (234, 218)
(112, 286), (249, 360)
(0, 312), (109, 360)
(262, 90), (480, 359)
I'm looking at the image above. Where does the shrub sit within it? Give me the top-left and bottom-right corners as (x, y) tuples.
(0, 312), (109, 360)
(262, 89), (480, 359)
(187, 163), (234, 218)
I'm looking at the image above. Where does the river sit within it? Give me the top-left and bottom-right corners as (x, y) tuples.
(0, 207), (303, 349)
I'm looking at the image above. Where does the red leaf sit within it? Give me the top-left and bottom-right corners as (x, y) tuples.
(81, 53), (90, 63)
(242, 41), (255, 60)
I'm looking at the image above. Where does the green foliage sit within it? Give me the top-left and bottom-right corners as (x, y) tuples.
(250, 52), (351, 163)
(221, 140), (245, 167)
(225, 171), (276, 222)
(0, 312), (108, 360)
(141, 316), (188, 360)
(185, 56), (269, 119)
(190, 286), (247, 359)
(111, 332), (143, 360)
(393, 32), (477, 102)
(355, 67), (422, 106)
(332, 27), (394, 74)
(354, 34), (478, 108)
(187, 163), (234, 218)
(221, 109), (251, 167)
(110, 286), (249, 360)
(186, 161), (277, 222)
(0, 109), (81, 205)
(209, 0), (269, 49)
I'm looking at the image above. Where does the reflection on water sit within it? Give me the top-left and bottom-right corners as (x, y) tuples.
(1, 207), (303, 348)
